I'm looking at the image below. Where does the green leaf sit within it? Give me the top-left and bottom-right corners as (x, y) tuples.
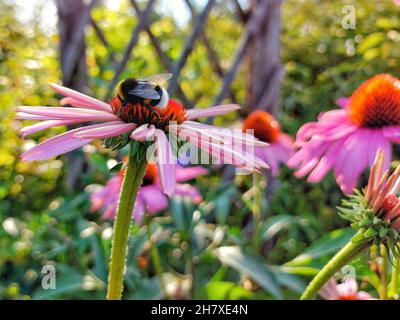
(285, 228), (356, 267)
(204, 281), (254, 300)
(261, 215), (294, 241)
(269, 266), (306, 294)
(213, 246), (282, 299)
(357, 32), (385, 54)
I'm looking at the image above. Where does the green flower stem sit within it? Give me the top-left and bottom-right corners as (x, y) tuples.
(252, 173), (262, 252)
(106, 145), (148, 300)
(145, 217), (171, 299)
(300, 230), (370, 300)
(391, 255), (400, 297)
(379, 244), (388, 300)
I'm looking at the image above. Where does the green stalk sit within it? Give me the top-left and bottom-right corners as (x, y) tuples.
(379, 244), (388, 300)
(300, 230), (370, 300)
(106, 144), (148, 300)
(391, 255), (400, 297)
(252, 173), (262, 252)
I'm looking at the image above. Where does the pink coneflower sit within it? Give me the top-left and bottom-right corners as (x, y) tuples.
(319, 278), (373, 300)
(90, 162), (207, 223)
(17, 83), (267, 195)
(242, 110), (294, 175)
(289, 74), (400, 193)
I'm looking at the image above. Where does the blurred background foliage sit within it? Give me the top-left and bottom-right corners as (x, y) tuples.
(1, 0), (400, 299)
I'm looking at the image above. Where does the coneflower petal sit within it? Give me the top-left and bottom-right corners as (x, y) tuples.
(50, 83), (112, 113)
(20, 119), (78, 138)
(130, 124), (156, 141)
(154, 129), (176, 196)
(20, 123), (109, 161)
(73, 122), (136, 139)
(16, 106), (119, 122)
(186, 104), (240, 120)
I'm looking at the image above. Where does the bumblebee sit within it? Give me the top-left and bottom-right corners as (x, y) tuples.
(116, 73), (172, 114)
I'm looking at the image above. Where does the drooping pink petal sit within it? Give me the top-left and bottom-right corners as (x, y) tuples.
(133, 195), (146, 224)
(130, 124), (156, 141)
(73, 121), (136, 139)
(319, 280), (339, 300)
(182, 121), (268, 147)
(175, 165), (208, 182)
(186, 104), (240, 120)
(50, 83), (112, 113)
(140, 185), (169, 214)
(177, 128), (267, 171)
(154, 129), (176, 196)
(307, 139), (344, 183)
(334, 130), (370, 193)
(16, 106), (119, 122)
(336, 278), (358, 297)
(60, 97), (99, 109)
(174, 183), (203, 203)
(20, 119), (78, 138)
(20, 123), (107, 161)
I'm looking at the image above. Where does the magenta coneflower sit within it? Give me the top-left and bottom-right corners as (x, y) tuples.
(17, 84), (267, 196)
(90, 162), (207, 223)
(242, 110), (294, 175)
(319, 278), (373, 300)
(289, 74), (400, 193)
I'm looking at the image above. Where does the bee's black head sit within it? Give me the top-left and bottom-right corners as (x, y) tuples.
(120, 78), (139, 96)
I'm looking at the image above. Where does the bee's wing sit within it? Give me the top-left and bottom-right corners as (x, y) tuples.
(140, 73), (172, 85)
(128, 83), (160, 99)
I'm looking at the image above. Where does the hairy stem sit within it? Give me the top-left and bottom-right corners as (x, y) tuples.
(300, 230), (370, 300)
(106, 145), (147, 300)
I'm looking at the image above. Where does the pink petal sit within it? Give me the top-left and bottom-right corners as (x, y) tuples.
(20, 119), (78, 138)
(176, 165), (208, 182)
(73, 121), (136, 139)
(177, 128), (267, 171)
(183, 121), (268, 147)
(130, 124), (156, 141)
(154, 129), (176, 196)
(186, 104), (240, 120)
(50, 83), (112, 113)
(319, 280), (339, 300)
(140, 185), (169, 214)
(20, 124), (107, 161)
(336, 97), (350, 109)
(174, 183), (203, 203)
(336, 278), (358, 297)
(133, 196), (146, 224)
(334, 130), (370, 193)
(16, 112), (54, 121)
(16, 106), (119, 122)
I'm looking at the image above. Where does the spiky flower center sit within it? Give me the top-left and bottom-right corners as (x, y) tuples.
(349, 74), (400, 128)
(242, 110), (281, 143)
(110, 97), (188, 129)
(382, 194), (399, 213)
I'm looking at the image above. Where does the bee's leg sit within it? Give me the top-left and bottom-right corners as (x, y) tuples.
(144, 103), (162, 126)
(117, 99), (127, 117)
